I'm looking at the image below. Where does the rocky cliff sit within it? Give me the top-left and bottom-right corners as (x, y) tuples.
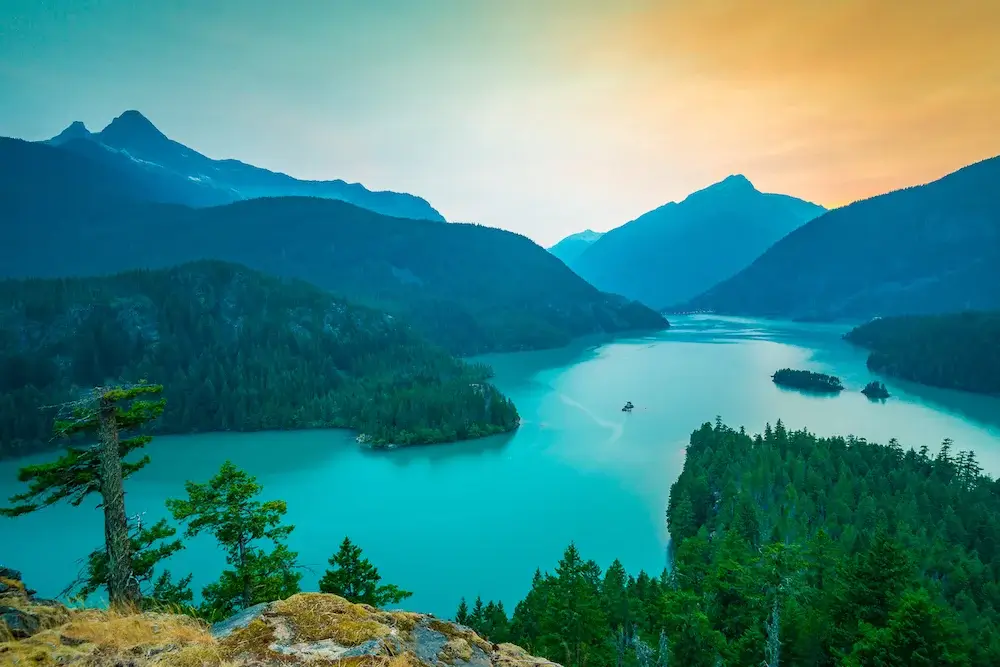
(0, 568), (557, 667)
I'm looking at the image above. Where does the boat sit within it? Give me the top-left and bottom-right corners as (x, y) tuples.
(622, 401), (634, 412)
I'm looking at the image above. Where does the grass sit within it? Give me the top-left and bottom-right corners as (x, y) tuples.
(273, 594), (392, 646)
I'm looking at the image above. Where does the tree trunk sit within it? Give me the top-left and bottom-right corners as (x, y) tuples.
(238, 536), (252, 610)
(98, 395), (139, 607)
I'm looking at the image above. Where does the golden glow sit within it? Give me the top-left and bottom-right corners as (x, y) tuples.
(582, 0), (1000, 208)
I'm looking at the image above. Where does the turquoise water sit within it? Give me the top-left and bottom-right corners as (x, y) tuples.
(3, 316), (1000, 617)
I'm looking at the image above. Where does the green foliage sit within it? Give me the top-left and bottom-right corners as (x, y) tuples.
(318, 536), (412, 608)
(471, 421), (1000, 667)
(771, 368), (844, 392)
(845, 311), (1000, 395)
(1, 383), (164, 515)
(71, 518), (193, 610)
(0, 261), (520, 459)
(166, 461), (301, 620)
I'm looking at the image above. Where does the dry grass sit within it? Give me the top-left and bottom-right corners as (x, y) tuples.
(0, 578), (26, 595)
(59, 608), (213, 651)
(273, 594), (392, 647)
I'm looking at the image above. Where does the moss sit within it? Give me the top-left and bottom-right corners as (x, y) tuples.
(273, 594), (392, 647)
(387, 611), (422, 633)
(0, 629), (94, 666)
(218, 617), (288, 663)
(438, 638), (474, 664)
(426, 620), (492, 655)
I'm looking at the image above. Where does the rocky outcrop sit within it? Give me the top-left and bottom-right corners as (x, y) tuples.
(0, 566), (70, 642)
(0, 588), (559, 667)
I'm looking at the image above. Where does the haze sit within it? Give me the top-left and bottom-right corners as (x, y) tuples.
(2, 0), (997, 246)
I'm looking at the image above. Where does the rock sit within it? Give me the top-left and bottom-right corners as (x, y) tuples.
(214, 593), (558, 667)
(209, 601), (268, 638)
(0, 567), (22, 582)
(0, 605), (41, 639)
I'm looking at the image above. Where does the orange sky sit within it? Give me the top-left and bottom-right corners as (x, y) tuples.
(3, 0), (998, 244)
(585, 0), (1000, 209)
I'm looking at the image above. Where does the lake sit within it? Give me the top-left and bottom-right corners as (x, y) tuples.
(3, 315), (1000, 617)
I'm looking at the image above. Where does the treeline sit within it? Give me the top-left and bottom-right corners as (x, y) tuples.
(844, 311), (1000, 395)
(461, 420), (1000, 666)
(771, 368), (844, 393)
(0, 261), (518, 459)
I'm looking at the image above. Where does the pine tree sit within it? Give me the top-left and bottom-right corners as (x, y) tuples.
(456, 597), (470, 625)
(1, 382), (165, 607)
(166, 461), (301, 619)
(318, 536), (412, 607)
(71, 516), (193, 609)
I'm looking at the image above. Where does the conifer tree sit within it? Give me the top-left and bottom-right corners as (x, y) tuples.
(1, 382), (165, 607)
(318, 536), (412, 607)
(455, 597), (470, 625)
(71, 516), (193, 609)
(166, 461), (301, 619)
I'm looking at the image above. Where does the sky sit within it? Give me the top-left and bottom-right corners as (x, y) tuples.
(2, 0), (998, 246)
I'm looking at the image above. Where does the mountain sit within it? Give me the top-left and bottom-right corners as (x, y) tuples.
(568, 175), (826, 308)
(548, 229), (604, 265)
(684, 156), (1000, 318)
(0, 260), (519, 459)
(42, 110), (445, 220)
(0, 140), (667, 356)
(844, 311), (1000, 395)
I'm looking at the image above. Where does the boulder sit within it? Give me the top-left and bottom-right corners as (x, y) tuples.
(215, 593), (559, 667)
(0, 605), (40, 639)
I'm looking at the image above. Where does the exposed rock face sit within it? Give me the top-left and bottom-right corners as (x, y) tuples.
(0, 588), (559, 667)
(213, 593), (557, 667)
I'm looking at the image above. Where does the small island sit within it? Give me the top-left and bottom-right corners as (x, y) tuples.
(861, 381), (890, 399)
(772, 368), (844, 393)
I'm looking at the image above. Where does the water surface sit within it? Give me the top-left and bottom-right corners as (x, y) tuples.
(3, 316), (999, 616)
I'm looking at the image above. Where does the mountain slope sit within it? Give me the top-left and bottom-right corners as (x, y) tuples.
(0, 140), (667, 355)
(0, 260), (519, 459)
(685, 156), (1000, 318)
(844, 311), (1000, 395)
(43, 110), (445, 220)
(548, 229), (604, 265)
(569, 176), (825, 308)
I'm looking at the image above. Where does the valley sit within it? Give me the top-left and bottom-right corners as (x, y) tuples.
(5, 316), (999, 618)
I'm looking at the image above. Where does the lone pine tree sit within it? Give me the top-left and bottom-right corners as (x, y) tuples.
(167, 461), (301, 619)
(319, 536), (412, 607)
(1, 382), (165, 607)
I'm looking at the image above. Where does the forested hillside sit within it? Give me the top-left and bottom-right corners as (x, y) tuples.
(0, 141), (667, 355)
(685, 155), (1000, 318)
(845, 311), (1000, 395)
(462, 420), (1000, 666)
(0, 261), (519, 459)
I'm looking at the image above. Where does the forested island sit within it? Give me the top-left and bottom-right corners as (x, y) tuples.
(0, 261), (518, 460)
(771, 368), (844, 393)
(457, 420), (1000, 666)
(845, 311), (1000, 395)
(861, 380), (890, 399)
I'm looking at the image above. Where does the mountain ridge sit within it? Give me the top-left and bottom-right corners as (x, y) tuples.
(683, 154), (1000, 318)
(40, 110), (445, 221)
(0, 138), (667, 356)
(568, 176), (826, 308)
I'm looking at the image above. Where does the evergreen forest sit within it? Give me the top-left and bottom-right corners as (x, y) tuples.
(0, 261), (519, 459)
(845, 311), (1000, 395)
(459, 420), (1000, 666)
